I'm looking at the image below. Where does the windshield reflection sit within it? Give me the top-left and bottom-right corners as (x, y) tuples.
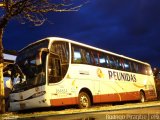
(12, 52), (46, 92)
(11, 40), (49, 92)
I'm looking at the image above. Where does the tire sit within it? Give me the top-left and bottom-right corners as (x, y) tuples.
(78, 92), (91, 108)
(140, 91), (145, 103)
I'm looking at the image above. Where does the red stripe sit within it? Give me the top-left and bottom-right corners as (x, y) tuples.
(50, 97), (77, 106)
(50, 90), (157, 106)
(94, 91), (140, 103)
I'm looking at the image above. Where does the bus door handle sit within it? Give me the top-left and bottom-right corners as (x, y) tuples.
(79, 71), (89, 75)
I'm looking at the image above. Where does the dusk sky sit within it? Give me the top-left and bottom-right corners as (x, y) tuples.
(2, 0), (160, 68)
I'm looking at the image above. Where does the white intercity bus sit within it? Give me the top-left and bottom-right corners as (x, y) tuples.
(8, 37), (157, 111)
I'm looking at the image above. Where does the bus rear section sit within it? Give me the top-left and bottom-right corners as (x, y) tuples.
(68, 42), (157, 106)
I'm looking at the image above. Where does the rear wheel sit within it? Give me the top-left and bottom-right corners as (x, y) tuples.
(78, 92), (91, 108)
(140, 91), (145, 103)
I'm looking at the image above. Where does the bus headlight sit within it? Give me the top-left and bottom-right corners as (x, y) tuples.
(31, 91), (46, 98)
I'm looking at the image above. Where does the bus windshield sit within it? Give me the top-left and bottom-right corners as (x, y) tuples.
(12, 40), (49, 92)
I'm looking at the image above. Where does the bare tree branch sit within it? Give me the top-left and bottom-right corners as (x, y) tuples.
(0, 0), (86, 26)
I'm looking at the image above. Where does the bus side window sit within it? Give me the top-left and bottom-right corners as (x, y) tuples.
(90, 51), (96, 65)
(132, 62), (139, 73)
(144, 65), (148, 75)
(105, 55), (110, 68)
(130, 62), (136, 73)
(81, 48), (88, 64)
(124, 60), (131, 71)
(115, 57), (124, 70)
(85, 51), (93, 64)
(138, 64), (145, 74)
(120, 59), (125, 70)
(99, 53), (106, 67)
(93, 52), (99, 66)
(140, 65), (147, 75)
(51, 42), (69, 78)
(146, 66), (152, 75)
(109, 56), (116, 69)
(72, 47), (82, 63)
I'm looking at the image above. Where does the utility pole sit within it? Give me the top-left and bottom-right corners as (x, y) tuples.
(0, 0), (6, 114)
(0, 63), (5, 113)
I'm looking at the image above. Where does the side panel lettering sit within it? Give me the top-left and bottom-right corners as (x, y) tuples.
(108, 70), (136, 82)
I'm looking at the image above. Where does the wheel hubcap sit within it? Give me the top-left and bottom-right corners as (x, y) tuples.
(80, 95), (88, 107)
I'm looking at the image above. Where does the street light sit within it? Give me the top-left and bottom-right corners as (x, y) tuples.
(0, 0), (13, 9)
(0, 1), (5, 7)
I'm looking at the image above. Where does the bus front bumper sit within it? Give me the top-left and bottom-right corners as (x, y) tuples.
(9, 96), (50, 112)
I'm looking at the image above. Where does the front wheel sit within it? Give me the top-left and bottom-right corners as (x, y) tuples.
(78, 92), (91, 109)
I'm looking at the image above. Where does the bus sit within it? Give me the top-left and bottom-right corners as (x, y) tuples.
(8, 37), (157, 111)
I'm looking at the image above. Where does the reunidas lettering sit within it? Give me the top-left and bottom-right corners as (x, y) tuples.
(108, 70), (136, 82)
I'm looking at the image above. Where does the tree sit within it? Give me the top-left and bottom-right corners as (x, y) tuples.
(0, 0), (84, 113)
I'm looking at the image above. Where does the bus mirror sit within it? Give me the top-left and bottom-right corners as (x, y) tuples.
(36, 48), (49, 65)
(36, 54), (42, 65)
(39, 48), (49, 53)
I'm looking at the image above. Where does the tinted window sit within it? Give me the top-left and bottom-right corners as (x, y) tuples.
(93, 52), (99, 66)
(71, 44), (150, 75)
(50, 41), (69, 78)
(99, 53), (106, 67)
(116, 58), (124, 70)
(109, 55), (116, 69)
(124, 60), (131, 71)
(51, 41), (69, 63)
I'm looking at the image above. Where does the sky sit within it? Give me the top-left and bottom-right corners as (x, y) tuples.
(2, 0), (160, 68)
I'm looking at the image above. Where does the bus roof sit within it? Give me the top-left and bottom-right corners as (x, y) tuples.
(19, 37), (150, 66)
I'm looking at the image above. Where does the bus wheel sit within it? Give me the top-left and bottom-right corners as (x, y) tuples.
(78, 92), (91, 108)
(140, 91), (145, 103)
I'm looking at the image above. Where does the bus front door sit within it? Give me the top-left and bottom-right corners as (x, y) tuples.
(48, 54), (62, 83)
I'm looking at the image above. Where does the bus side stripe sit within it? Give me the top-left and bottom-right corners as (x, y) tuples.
(50, 90), (157, 106)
